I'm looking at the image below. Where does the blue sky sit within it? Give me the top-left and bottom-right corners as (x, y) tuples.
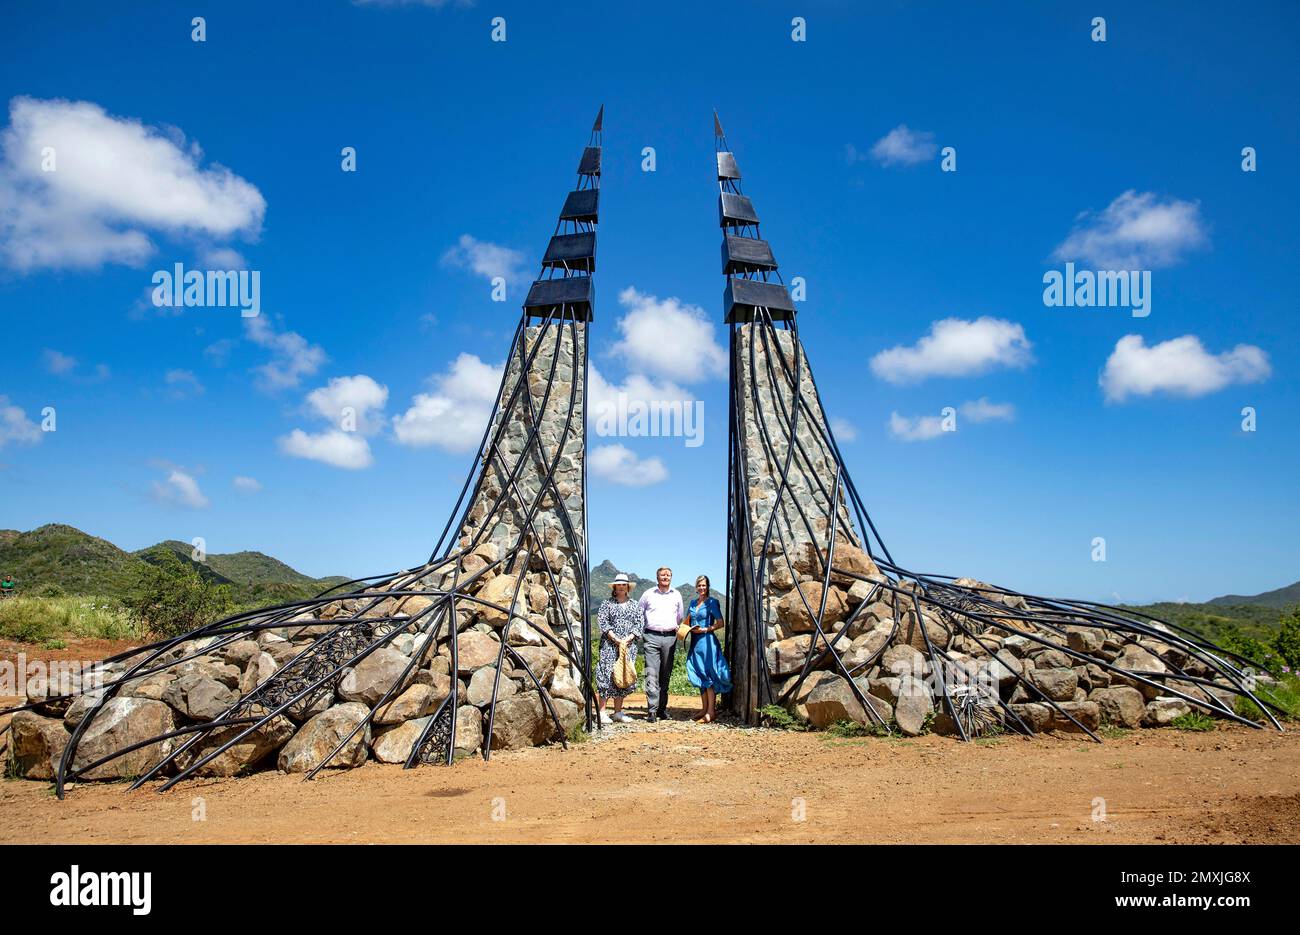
(0, 0), (1296, 604)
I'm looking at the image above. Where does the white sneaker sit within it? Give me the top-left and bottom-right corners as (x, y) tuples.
(612, 711), (630, 723)
(598, 711), (613, 725)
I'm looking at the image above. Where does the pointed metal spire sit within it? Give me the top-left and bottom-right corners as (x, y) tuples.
(522, 110), (601, 322)
(715, 119), (794, 323)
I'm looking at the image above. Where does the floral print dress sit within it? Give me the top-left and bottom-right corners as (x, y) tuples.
(595, 597), (645, 697)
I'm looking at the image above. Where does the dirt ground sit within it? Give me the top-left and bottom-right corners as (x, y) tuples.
(3, 640), (1298, 844)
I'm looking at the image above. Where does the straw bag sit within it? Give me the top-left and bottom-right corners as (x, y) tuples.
(612, 640), (637, 690)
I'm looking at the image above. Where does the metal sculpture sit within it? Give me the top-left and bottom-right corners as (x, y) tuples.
(715, 114), (1285, 738)
(3, 108), (604, 796)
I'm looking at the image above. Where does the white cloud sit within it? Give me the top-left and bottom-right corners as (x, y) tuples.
(587, 364), (695, 428)
(42, 348), (108, 382)
(829, 416), (857, 442)
(304, 374), (388, 435)
(244, 316), (326, 391)
(870, 317), (1032, 384)
(870, 125), (938, 168)
(0, 396), (41, 448)
(888, 412), (947, 442)
(199, 245), (247, 268)
(959, 397), (1015, 423)
(43, 348), (76, 374)
(0, 96), (265, 271)
(440, 234), (528, 286)
(164, 368), (204, 399)
(151, 468), (210, 509)
(278, 428), (373, 470)
(232, 475), (262, 493)
(203, 338), (235, 365)
(392, 353), (504, 452)
(1100, 334), (1270, 403)
(1053, 190), (1208, 269)
(589, 444), (668, 486)
(610, 287), (726, 382)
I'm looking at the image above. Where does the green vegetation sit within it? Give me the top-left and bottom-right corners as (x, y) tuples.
(120, 551), (234, 639)
(0, 596), (141, 644)
(0, 524), (349, 610)
(1170, 711), (1217, 732)
(1235, 673), (1300, 723)
(758, 703), (810, 731)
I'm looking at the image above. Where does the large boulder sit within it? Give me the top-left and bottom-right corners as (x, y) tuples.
(163, 674), (237, 722)
(828, 543), (882, 587)
(1049, 700), (1100, 733)
(454, 631), (504, 675)
(1145, 696), (1192, 726)
(1090, 686), (1146, 729)
(467, 667), (519, 708)
(238, 652), (278, 695)
(897, 609), (952, 653)
(338, 648), (413, 705)
(1009, 702), (1053, 732)
(9, 710), (70, 780)
(776, 581), (848, 633)
(489, 691), (550, 750)
(766, 635), (812, 677)
(475, 574), (521, 625)
(278, 703), (371, 773)
(894, 675), (934, 737)
(71, 697), (177, 781)
(373, 684), (439, 726)
(881, 644), (928, 679)
(803, 676), (891, 729)
(183, 715), (295, 777)
(1027, 667), (1078, 702)
(1114, 644), (1168, 700)
(780, 670), (837, 720)
(371, 706), (483, 763)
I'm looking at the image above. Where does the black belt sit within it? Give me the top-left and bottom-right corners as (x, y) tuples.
(646, 628), (677, 635)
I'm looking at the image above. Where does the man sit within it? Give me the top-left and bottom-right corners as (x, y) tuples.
(0, 574), (14, 599)
(639, 566), (684, 723)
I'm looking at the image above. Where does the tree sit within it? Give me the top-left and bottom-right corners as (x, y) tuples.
(1273, 608), (1300, 672)
(121, 551), (233, 638)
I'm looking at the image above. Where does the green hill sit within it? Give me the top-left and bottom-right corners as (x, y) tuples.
(0, 524), (349, 606)
(1208, 581), (1300, 610)
(0, 524), (143, 595)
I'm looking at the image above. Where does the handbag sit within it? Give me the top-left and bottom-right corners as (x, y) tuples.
(612, 640), (637, 690)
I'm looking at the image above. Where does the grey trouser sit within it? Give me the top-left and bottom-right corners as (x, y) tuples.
(642, 630), (678, 716)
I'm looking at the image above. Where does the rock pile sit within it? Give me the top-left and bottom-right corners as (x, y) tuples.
(6, 323), (590, 784)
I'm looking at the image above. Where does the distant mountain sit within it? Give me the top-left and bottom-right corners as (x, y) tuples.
(0, 524), (349, 605)
(1208, 581), (1300, 610)
(0, 524), (144, 594)
(589, 559), (727, 616)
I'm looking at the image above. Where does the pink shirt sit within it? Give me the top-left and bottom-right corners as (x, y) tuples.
(639, 587), (684, 633)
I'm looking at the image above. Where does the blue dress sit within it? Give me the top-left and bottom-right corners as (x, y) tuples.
(685, 597), (732, 693)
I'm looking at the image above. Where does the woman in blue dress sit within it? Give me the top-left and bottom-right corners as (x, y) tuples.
(685, 575), (732, 723)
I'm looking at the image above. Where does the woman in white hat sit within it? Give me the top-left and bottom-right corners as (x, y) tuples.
(594, 573), (645, 723)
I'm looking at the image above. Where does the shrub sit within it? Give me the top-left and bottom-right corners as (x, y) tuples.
(121, 552), (234, 638)
(1170, 711), (1216, 732)
(759, 703), (809, 731)
(0, 597), (69, 644)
